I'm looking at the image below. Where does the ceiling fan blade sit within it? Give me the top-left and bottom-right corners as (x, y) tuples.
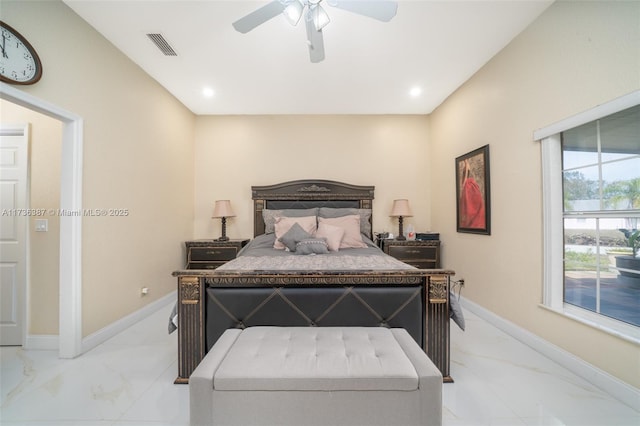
(232, 1), (287, 34)
(329, 1), (397, 22)
(305, 18), (325, 63)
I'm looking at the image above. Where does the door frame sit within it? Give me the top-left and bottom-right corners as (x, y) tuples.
(1, 82), (83, 358)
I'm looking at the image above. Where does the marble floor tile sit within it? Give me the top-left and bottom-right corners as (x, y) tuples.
(445, 310), (639, 426)
(1, 302), (638, 426)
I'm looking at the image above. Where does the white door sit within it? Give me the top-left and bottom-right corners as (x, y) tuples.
(0, 125), (29, 346)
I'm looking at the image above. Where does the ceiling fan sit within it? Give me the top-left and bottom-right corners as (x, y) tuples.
(232, 0), (398, 63)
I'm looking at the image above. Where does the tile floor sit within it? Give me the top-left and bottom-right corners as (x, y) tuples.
(1, 302), (638, 425)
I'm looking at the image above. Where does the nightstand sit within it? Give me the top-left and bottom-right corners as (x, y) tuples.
(382, 239), (440, 269)
(185, 239), (249, 270)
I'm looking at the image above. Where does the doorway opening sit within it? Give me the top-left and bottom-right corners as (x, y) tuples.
(0, 83), (83, 358)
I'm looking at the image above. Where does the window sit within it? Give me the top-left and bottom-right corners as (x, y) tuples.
(562, 105), (639, 326)
(537, 92), (640, 341)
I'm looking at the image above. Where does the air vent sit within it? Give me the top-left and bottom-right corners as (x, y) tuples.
(146, 33), (177, 56)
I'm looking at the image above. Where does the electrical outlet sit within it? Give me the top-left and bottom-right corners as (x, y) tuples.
(141, 287), (149, 296)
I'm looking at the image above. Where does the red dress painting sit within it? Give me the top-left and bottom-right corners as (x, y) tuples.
(459, 160), (485, 229)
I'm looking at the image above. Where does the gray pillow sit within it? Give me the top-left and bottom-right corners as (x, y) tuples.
(318, 207), (372, 237)
(278, 222), (312, 252)
(262, 208), (318, 234)
(295, 238), (329, 255)
(449, 294), (465, 331)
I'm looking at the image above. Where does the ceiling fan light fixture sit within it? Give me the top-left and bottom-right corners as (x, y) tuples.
(309, 4), (330, 30)
(233, 0), (398, 63)
(283, 0), (304, 26)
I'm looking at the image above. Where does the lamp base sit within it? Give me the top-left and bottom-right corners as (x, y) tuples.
(396, 216), (406, 241)
(217, 217), (229, 242)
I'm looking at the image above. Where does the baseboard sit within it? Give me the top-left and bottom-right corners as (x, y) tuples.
(24, 334), (59, 351)
(459, 296), (640, 411)
(81, 290), (176, 354)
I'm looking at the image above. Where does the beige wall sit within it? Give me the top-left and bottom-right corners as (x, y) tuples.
(1, 100), (62, 335)
(194, 115), (431, 240)
(2, 0), (637, 391)
(1, 1), (196, 337)
(430, 1), (640, 387)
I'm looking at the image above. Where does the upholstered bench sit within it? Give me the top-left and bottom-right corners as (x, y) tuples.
(189, 326), (442, 426)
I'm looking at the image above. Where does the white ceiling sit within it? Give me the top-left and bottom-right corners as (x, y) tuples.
(63, 0), (553, 115)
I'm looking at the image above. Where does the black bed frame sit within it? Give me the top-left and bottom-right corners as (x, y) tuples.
(173, 180), (454, 383)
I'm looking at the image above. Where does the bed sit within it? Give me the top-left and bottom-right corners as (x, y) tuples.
(172, 180), (456, 383)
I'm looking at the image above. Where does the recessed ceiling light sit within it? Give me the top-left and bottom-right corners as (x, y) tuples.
(409, 87), (422, 97)
(202, 87), (215, 98)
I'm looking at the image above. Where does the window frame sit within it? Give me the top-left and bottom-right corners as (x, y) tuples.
(536, 90), (640, 343)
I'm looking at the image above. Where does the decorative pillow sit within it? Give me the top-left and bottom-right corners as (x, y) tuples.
(278, 222), (312, 252)
(317, 207), (372, 237)
(273, 216), (317, 249)
(295, 238), (329, 255)
(450, 296), (466, 331)
(262, 208), (318, 234)
(315, 222), (345, 252)
(318, 215), (367, 249)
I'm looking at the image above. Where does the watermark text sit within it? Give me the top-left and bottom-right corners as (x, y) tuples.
(1, 208), (130, 217)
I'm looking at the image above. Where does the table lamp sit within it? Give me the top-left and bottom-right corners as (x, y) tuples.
(390, 199), (413, 241)
(212, 200), (235, 241)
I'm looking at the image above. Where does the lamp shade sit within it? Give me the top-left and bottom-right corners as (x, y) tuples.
(212, 200), (235, 218)
(390, 199), (413, 217)
(284, 0), (303, 26)
(309, 4), (330, 30)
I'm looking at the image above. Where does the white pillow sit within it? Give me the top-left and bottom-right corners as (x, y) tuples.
(273, 216), (317, 249)
(317, 207), (372, 237)
(262, 208), (318, 234)
(318, 215), (367, 249)
(315, 222), (345, 252)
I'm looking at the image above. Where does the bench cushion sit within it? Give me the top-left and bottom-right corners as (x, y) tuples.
(213, 326), (419, 391)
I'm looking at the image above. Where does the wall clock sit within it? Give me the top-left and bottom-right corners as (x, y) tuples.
(0, 21), (42, 85)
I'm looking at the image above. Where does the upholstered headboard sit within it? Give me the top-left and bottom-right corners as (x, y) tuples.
(251, 180), (375, 238)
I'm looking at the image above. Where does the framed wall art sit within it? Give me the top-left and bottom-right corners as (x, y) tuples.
(456, 145), (491, 235)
